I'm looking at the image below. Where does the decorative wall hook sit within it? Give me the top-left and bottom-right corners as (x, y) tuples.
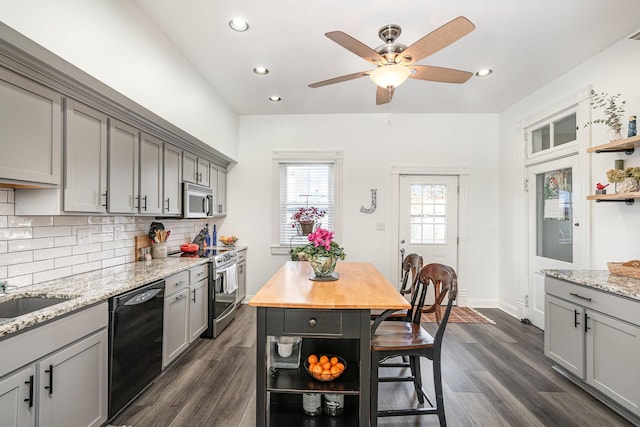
(360, 189), (377, 214)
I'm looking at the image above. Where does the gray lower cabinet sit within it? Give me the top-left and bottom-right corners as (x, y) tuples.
(237, 249), (247, 305)
(0, 303), (108, 427)
(139, 133), (163, 215)
(545, 276), (640, 421)
(64, 100), (108, 213)
(189, 277), (208, 343)
(163, 143), (182, 216)
(108, 119), (139, 214)
(163, 271), (190, 368)
(0, 67), (62, 186)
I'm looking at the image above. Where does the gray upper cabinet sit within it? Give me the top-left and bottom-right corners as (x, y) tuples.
(182, 150), (209, 186)
(139, 133), (163, 215)
(64, 100), (108, 213)
(163, 143), (182, 216)
(0, 68), (62, 185)
(210, 164), (227, 217)
(108, 119), (139, 214)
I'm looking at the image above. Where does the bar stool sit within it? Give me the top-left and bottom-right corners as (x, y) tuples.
(370, 263), (458, 427)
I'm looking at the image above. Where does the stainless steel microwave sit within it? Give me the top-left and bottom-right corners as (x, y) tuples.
(183, 183), (213, 218)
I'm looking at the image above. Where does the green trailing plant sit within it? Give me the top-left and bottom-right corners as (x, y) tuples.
(584, 90), (626, 131)
(626, 167), (640, 181)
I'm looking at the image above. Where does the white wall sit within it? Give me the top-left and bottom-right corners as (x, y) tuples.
(222, 113), (500, 306)
(498, 37), (640, 316)
(0, 0), (239, 161)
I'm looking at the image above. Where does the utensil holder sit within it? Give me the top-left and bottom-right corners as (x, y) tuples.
(151, 243), (167, 259)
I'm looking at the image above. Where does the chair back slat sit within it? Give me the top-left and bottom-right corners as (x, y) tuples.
(399, 253), (423, 295)
(413, 263), (458, 333)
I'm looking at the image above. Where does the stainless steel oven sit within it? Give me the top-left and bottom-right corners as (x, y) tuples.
(183, 182), (213, 218)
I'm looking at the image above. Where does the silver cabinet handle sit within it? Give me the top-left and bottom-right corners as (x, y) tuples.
(308, 318), (317, 327)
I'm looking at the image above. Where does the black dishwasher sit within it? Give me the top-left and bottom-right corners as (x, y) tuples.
(108, 279), (165, 419)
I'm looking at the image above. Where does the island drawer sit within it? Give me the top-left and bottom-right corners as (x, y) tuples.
(265, 308), (362, 338)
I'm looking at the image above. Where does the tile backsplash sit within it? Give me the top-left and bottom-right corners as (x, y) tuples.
(0, 189), (209, 289)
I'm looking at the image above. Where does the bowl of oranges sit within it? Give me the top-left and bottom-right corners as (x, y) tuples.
(304, 354), (347, 382)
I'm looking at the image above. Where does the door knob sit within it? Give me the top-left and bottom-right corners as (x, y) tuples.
(400, 239), (405, 244)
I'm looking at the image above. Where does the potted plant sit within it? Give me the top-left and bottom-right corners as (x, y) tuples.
(584, 90), (627, 140)
(290, 206), (326, 235)
(606, 167), (640, 193)
(289, 228), (346, 277)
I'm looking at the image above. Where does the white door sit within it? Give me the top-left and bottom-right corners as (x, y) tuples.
(527, 156), (579, 329)
(399, 175), (459, 281)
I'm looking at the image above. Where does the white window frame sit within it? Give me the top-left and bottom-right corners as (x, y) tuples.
(525, 107), (579, 165)
(271, 150), (343, 255)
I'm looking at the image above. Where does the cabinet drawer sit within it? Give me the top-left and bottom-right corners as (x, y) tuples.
(284, 309), (343, 335)
(165, 271), (189, 294)
(189, 264), (208, 284)
(545, 276), (640, 326)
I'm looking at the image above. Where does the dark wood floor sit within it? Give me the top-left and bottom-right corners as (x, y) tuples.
(112, 306), (632, 427)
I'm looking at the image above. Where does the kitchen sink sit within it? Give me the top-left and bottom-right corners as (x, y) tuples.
(0, 297), (70, 319)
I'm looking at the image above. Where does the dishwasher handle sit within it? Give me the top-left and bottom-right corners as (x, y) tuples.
(124, 288), (163, 306)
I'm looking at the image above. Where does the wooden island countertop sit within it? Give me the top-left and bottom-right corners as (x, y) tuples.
(249, 261), (410, 310)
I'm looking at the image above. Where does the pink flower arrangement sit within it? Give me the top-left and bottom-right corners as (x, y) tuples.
(290, 206), (326, 227)
(308, 228), (335, 251)
(287, 227), (346, 260)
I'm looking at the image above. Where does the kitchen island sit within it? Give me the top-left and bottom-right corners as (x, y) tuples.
(249, 261), (410, 426)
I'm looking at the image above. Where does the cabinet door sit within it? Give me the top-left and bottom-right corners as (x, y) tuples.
(108, 119), (139, 214)
(198, 158), (210, 186)
(586, 311), (640, 416)
(544, 295), (584, 378)
(37, 329), (108, 427)
(189, 280), (208, 343)
(163, 143), (182, 216)
(163, 288), (190, 367)
(216, 169), (227, 216)
(237, 261), (246, 305)
(139, 133), (163, 215)
(0, 365), (35, 427)
(209, 163), (218, 191)
(182, 151), (198, 184)
(64, 100), (108, 213)
(0, 68), (62, 185)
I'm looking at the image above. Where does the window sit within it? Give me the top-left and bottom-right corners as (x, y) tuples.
(272, 151), (343, 252)
(528, 110), (577, 156)
(410, 183), (448, 244)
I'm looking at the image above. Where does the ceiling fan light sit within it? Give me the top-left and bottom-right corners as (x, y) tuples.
(369, 64), (411, 88)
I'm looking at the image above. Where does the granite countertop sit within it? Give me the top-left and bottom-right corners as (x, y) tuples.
(543, 269), (640, 301)
(0, 257), (209, 339)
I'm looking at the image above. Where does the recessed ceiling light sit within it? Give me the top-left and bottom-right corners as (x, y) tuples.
(475, 68), (493, 77)
(269, 96), (282, 102)
(229, 17), (249, 32)
(253, 66), (269, 75)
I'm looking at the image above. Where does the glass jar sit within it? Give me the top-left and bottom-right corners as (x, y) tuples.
(302, 393), (322, 416)
(323, 393), (344, 416)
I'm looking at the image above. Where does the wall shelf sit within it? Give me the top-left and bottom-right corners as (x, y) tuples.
(586, 135), (640, 154)
(586, 192), (640, 205)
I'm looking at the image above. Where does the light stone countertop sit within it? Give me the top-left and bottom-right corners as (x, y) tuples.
(543, 269), (640, 301)
(0, 257), (209, 339)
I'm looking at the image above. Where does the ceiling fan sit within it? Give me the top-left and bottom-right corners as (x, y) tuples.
(308, 16), (476, 105)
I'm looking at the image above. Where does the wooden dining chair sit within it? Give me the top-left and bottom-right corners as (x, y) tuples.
(370, 263), (458, 427)
(370, 253), (423, 321)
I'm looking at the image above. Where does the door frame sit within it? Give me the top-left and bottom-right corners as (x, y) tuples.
(391, 165), (470, 306)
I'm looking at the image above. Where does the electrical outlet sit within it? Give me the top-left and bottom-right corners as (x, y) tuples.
(376, 222), (385, 231)
(77, 228), (91, 246)
(113, 225), (123, 240)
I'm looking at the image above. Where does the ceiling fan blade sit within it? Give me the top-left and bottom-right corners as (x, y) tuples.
(410, 65), (473, 83)
(325, 31), (385, 64)
(397, 16), (475, 64)
(308, 71), (370, 88)
(376, 86), (394, 105)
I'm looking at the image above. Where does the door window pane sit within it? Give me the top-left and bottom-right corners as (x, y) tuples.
(410, 184), (447, 244)
(536, 168), (573, 262)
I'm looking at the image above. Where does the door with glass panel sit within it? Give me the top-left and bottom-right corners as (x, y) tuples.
(527, 156), (579, 329)
(399, 175), (458, 294)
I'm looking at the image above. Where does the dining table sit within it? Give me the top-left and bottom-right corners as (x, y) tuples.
(249, 261), (411, 426)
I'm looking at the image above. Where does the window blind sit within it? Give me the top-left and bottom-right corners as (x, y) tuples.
(279, 163), (334, 245)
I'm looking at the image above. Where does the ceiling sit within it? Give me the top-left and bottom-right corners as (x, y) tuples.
(133, 0), (640, 115)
